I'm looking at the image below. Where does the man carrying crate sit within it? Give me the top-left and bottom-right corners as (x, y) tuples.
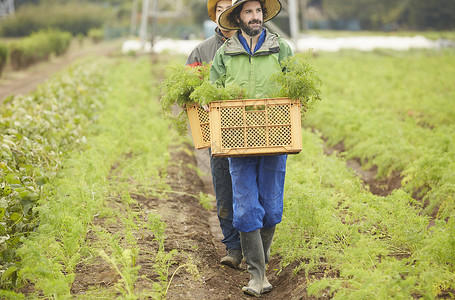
(210, 0), (293, 296)
(186, 0), (244, 270)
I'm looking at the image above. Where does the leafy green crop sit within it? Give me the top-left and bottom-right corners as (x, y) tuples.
(0, 57), (107, 288)
(159, 64), (208, 135)
(0, 42), (7, 77)
(190, 81), (246, 106)
(305, 49), (455, 219)
(8, 29), (72, 70)
(275, 127), (455, 299)
(160, 52), (322, 134)
(160, 63), (209, 110)
(272, 51), (322, 118)
(159, 63), (246, 135)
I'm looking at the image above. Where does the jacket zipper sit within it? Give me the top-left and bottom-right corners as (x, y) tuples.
(249, 36), (253, 63)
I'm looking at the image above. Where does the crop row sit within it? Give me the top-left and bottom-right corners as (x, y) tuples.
(2, 49), (453, 298)
(277, 128), (454, 298)
(0, 53), (187, 298)
(0, 57), (106, 289)
(6, 29), (72, 71)
(305, 49), (455, 220)
(0, 3), (108, 38)
(274, 49), (455, 298)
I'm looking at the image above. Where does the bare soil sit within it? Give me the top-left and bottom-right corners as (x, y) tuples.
(2, 43), (403, 299)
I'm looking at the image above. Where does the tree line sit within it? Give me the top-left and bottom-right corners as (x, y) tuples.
(4, 0), (454, 38)
(316, 0), (455, 31)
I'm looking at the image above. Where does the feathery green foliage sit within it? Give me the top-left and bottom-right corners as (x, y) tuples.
(272, 51), (322, 118)
(190, 81), (246, 106)
(276, 127), (455, 299)
(0, 57), (106, 289)
(2, 55), (185, 298)
(159, 63), (208, 135)
(305, 49), (455, 219)
(160, 63), (209, 110)
(159, 63), (246, 135)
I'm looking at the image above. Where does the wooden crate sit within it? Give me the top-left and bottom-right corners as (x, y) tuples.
(209, 98), (302, 157)
(187, 104), (210, 149)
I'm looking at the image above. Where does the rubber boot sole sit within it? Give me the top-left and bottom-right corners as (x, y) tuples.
(220, 256), (240, 269)
(242, 286), (261, 297)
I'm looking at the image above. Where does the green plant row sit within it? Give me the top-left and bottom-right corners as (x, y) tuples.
(0, 57), (107, 289)
(0, 3), (111, 37)
(304, 49), (455, 219)
(275, 128), (455, 299)
(1, 55), (192, 298)
(8, 29), (72, 70)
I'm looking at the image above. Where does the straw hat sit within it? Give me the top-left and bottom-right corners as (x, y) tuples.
(218, 0), (282, 30)
(207, 0), (224, 22)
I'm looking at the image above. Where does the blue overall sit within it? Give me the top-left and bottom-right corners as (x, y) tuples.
(209, 149), (241, 251)
(228, 155), (287, 233)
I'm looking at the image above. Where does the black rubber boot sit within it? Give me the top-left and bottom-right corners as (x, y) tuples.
(260, 226), (276, 294)
(240, 229), (265, 297)
(220, 248), (243, 269)
(261, 226), (276, 264)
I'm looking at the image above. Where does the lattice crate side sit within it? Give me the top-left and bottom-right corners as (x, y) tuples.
(186, 104), (210, 149)
(209, 98), (302, 157)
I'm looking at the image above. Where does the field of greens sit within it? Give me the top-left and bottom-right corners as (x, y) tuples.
(0, 47), (454, 299)
(277, 49), (455, 298)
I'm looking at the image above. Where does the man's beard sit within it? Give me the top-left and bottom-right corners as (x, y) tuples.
(239, 18), (263, 36)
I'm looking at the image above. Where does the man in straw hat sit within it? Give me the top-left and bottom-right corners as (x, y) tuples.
(210, 0), (293, 296)
(186, 1), (244, 270)
(186, 0), (236, 66)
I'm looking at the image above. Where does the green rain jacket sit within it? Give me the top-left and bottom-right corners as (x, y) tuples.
(210, 28), (293, 98)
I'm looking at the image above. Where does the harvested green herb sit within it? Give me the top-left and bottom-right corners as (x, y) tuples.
(159, 63), (209, 135)
(159, 52), (321, 135)
(272, 51), (322, 117)
(159, 63), (246, 135)
(190, 81), (246, 106)
(159, 63), (209, 113)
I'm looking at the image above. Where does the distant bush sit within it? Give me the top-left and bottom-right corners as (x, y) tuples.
(0, 43), (7, 76)
(0, 3), (111, 37)
(88, 28), (104, 44)
(76, 33), (85, 47)
(9, 29), (72, 70)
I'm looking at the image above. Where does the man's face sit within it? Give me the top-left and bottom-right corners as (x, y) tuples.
(238, 1), (263, 37)
(216, 0), (232, 29)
